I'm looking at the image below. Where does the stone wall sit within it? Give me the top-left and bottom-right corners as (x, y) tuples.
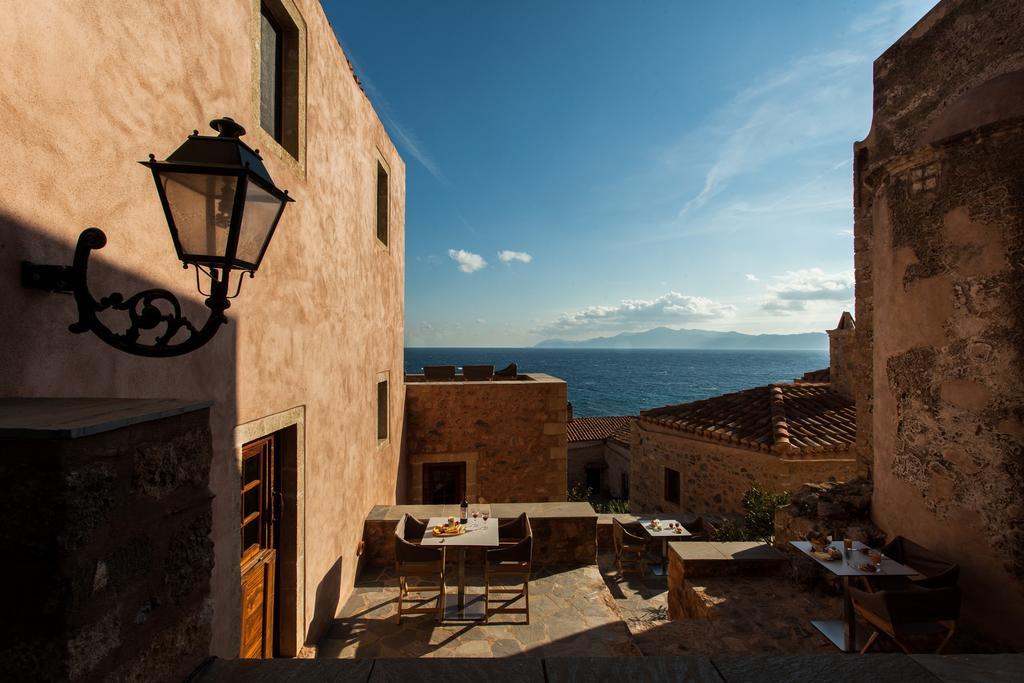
(568, 442), (606, 494)
(853, 0), (1024, 646)
(827, 316), (857, 401)
(405, 374), (568, 504)
(0, 0), (406, 655)
(0, 402), (213, 682)
(362, 503), (596, 568)
(631, 422), (856, 515)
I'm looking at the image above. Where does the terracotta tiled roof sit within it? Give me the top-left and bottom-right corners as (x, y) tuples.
(639, 383), (855, 455)
(568, 415), (633, 445)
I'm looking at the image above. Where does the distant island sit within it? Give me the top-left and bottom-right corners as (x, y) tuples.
(534, 326), (827, 350)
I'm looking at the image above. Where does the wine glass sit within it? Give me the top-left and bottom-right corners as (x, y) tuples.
(482, 510), (490, 523)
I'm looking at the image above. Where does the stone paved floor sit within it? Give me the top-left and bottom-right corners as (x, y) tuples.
(318, 554), (976, 659)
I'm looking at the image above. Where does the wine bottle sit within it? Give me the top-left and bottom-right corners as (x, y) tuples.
(460, 498), (468, 524)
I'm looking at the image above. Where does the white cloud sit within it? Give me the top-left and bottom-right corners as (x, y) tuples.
(745, 273), (759, 282)
(498, 250), (532, 264)
(475, 318), (486, 324)
(762, 268), (854, 313)
(448, 249), (487, 273)
(538, 291), (736, 335)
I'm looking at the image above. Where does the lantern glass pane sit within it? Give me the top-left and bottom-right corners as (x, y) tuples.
(236, 180), (283, 267)
(161, 172), (238, 262)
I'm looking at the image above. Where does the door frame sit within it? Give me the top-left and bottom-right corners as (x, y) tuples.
(235, 406), (306, 657)
(408, 451), (479, 504)
(422, 461), (467, 504)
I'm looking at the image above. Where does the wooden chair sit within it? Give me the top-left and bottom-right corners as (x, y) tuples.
(865, 536), (960, 592)
(849, 585), (960, 654)
(494, 362), (518, 378)
(485, 514), (532, 623)
(613, 518), (649, 577)
(394, 513), (445, 623)
(423, 365), (456, 381)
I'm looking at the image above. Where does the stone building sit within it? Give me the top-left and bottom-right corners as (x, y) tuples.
(404, 372), (568, 504)
(851, 0), (1024, 646)
(567, 415), (633, 499)
(631, 315), (859, 515)
(1, 0), (405, 674)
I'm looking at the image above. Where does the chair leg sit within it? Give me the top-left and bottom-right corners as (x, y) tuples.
(397, 576), (404, 624)
(524, 580), (530, 625)
(437, 572), (445, 622)
(483, 571), (490, 624)
(860, 631), (879, 654)
(936, 623), (956, 654)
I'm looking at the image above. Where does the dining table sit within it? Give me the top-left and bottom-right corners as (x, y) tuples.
(638, 517), (692, 575)
(421, 516), (499, 620)
(791, 540), (919, 652)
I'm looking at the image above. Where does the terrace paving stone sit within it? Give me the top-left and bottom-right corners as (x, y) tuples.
(544, 656), (723, 683)
(912, 654), (1024, 683)
(368, 657), (545, 682)
(712, 654), (942, 683)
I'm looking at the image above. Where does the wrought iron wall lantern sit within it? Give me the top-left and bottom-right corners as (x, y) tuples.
(22, 117), (294, 357)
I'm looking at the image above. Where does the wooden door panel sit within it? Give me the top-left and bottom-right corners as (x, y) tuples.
(241, 562), (265, 658)
(240, 434), (277, 659)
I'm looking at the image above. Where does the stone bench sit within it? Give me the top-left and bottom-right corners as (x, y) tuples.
(362, 502), (597, 568)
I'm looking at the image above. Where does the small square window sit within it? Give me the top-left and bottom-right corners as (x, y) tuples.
(376, 378), (388, 442)
(664, 467), (680, 505)
(376, 161), (389, 246)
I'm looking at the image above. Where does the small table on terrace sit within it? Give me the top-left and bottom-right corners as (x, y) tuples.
(638, 517), (692, 575)
(792, 540), (919, 652)
(421, 517), (499, 620)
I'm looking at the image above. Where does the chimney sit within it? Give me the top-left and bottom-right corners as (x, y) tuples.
(827, 311), (856, 399)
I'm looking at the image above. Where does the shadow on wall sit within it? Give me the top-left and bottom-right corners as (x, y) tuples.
(307, 557), (344, 647)
(0, 209), (242, 663)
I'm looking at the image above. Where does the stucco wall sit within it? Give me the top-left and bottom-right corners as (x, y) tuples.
(404, 375), (568, 503)
(631, 422), (856, 515)
(853, 0), (1024, 645)
(0, 0), (405, 655)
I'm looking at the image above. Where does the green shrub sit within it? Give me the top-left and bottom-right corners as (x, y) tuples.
(568, 483), (593, 502)
(711, 484), (791, 543)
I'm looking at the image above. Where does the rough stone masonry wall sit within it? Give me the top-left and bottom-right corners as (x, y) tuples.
(405, 375), (568, 503)
(631, 423), (856, 515)
(0, 409), (213, 682)
(854, 0), (1024, 645)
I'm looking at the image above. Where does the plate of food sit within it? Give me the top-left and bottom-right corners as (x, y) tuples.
(432, 519), (464, 537)
(805, 529), (832, 553)
(811, 547), (841, 561)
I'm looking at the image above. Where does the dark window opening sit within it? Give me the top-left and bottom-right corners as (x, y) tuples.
(376, 379), (388, 441)
(423, 462), (466, 505)
(376, 162), (389, 246)
(259, 1), (300, 157)
(664, 467), (680, 505)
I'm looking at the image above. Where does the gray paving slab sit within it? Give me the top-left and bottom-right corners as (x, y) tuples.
(912, 654), (1024, 683)
(545, 656), (723, 682)
(713, 654), (942, 683)
(369, 657), (544, 682)
(191, 658), (373, 682)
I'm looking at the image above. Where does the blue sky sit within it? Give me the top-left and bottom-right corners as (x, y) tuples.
(324, 0), (937, 347)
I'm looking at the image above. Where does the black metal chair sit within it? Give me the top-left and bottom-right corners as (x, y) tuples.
(613, 518), (650, 576)
(485, 514), (532, 623)
(394, 513), (445, 623)
(849, 585), (960, 654)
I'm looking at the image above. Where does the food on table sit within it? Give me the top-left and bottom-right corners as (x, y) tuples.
(811, 546), (841, 561)
(432, 520), (464, 537)
(805, 529), (831, 550)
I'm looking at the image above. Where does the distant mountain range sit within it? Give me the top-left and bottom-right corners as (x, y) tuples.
(534, 326), (828, 350)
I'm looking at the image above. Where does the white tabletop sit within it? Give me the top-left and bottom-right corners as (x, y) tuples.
(420, 517), (499, 547)
(791, 540), (920, 577)
(638, 517), (693, 539)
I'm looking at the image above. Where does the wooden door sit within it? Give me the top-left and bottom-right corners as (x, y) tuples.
(422, 461), (466, 504)
(240, 435), (277, 659)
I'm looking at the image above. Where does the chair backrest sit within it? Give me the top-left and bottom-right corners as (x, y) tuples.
(613, 518), (645, 548)
(394, 513), (440, 564)
(882, 536), (959, 586)
(851, 586), (961, 630)
(423, 365), (456, 380)
(463, 364), (494, 381)
(499, 512), (529, 541)
(489, 515), (532, 564)
(494, 362), (518, 378)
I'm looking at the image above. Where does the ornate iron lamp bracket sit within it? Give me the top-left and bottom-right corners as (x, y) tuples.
(21, 228), (230, 357)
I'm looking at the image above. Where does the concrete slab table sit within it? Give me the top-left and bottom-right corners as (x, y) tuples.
(791, 540), (918, 652)
(422, 517), (499, 620)
(638, 517), (692, 575)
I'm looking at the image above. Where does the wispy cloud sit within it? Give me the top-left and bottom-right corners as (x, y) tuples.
(448, 249), (487, 273)
(745, 273), (759, 282)
(762, 268), (854, 313)
(537, 291), (736, 336)
(342, 48), (448, 185)
(498, 250), (532, 264)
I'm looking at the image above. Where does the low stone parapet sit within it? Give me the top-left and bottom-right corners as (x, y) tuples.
(666, 542), (788, 620)
(362, 502), (597, 568)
